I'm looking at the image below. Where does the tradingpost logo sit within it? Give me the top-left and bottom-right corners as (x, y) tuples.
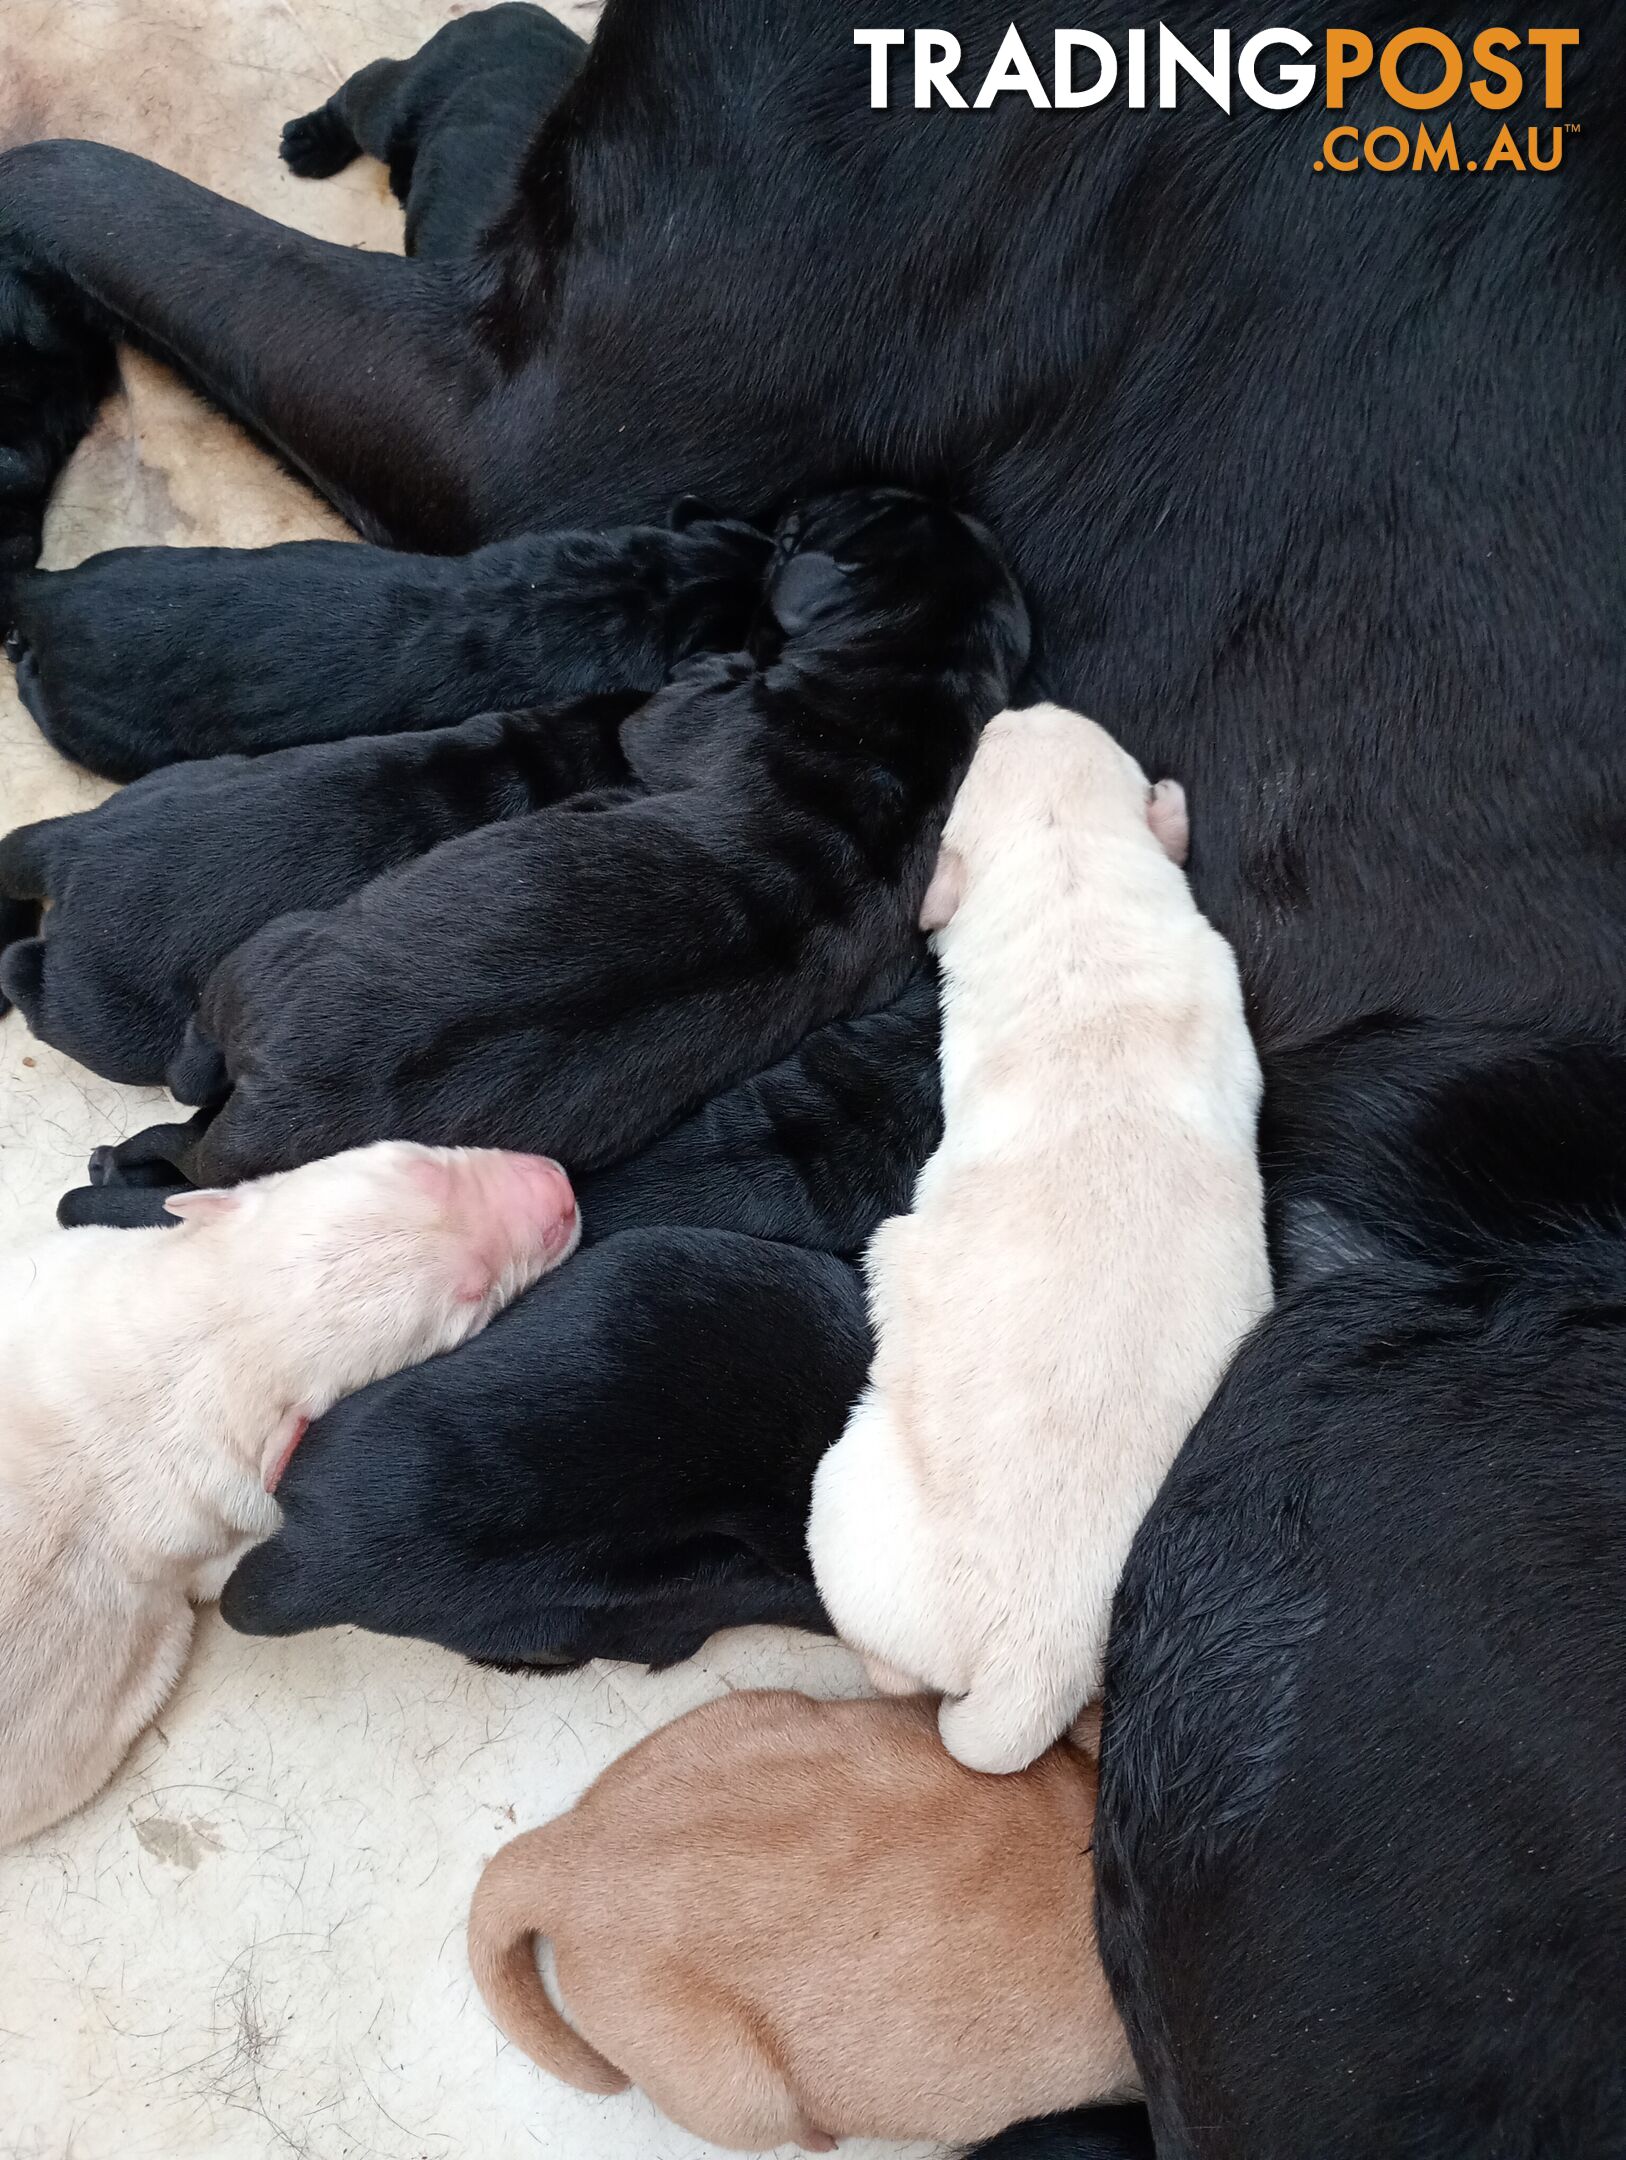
(855, 25), (1581, 173)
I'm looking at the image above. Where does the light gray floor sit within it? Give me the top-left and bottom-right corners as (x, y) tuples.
(0, 8), (938, 2153)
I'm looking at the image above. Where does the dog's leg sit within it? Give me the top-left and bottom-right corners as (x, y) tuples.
(631, 1985), (838, 2154)
(87, 1113), (213, 1192)
(282, 10), (590, 262)
(0, 139), (499, 558)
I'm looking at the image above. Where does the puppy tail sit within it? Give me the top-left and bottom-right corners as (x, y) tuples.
(166, 1017), (231, 1109)
(467, 1829), (631, 2096)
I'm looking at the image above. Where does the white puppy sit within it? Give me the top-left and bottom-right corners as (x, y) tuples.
(809, 704), (1270, 1773)
(0, 1141), (579, 1847)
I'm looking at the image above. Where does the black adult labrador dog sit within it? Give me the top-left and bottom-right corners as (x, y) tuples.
(3, 5), (1624, 2154)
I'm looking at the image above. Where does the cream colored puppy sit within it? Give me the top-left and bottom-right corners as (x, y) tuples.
(809, 703), (1270, 1773)
(0, 1141), (578, 1847)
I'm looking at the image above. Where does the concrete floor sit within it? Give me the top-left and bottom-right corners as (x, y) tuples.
(0, 8), (936, 2155)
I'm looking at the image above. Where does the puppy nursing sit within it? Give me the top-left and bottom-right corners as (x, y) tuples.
(468, 1690), (1136, 2149)
(0, 1141), (577, 1847)
(811, 704), (1271, 1772)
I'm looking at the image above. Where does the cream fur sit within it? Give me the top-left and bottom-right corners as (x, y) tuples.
(0, 1141), (578, 1847)
(809, 702), (1272, 1773)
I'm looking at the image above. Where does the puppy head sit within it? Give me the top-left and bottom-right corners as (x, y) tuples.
(923, 703), (1171, 930)
(766, 487), (1031, 699)
(164, 1141), (580, 1397)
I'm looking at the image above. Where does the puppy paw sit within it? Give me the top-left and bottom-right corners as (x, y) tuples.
(1148, 777), (1190, 865)
(279, 105), (360, 180)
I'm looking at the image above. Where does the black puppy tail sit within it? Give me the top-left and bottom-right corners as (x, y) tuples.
(166, 1017), (231, 1108)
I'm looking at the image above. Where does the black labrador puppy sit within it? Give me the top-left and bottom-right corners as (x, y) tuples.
(166, 488), (1026, 1188)
(280, 2), (588, 260)
(4, 508), (766, 781)
(61, 967), (945, 1242)
(219, 1228), (866, 1671)
(0, 697), (637, 1085)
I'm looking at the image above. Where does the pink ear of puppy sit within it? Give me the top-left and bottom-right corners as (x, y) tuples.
(163, 1188), (244, 1223)
(919, 846), (966, 932)
(263, 1411), (311, 1495)
(1148, 779), (1190, 865)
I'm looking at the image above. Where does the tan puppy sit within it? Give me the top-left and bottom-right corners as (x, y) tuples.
(809, 703), (1271, 1773)
(0, 1141), (578, 1848)
(468, 1688), (1135, 2150)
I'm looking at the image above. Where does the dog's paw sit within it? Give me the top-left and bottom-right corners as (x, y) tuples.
(279, 105), (360, 180)
(1148, 776), (1191, 866)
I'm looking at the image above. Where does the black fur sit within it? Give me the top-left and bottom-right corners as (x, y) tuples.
(219, 1229), (862, 1669)
(168, 490), (1025, 1188)
(969, 2108), (1158, 2160)
(1096, 1032), (1626, 2158)
(281, 3), (587, 259)
(4, 511), (767, 781)
(60, 968), (944, 1242)
(1096, 1227), (1626, 2160)
(1, 5), (1624, 2146)
(0, 248), (114, 620)
(1262, 1018), (1626, 1285)
(0, 698), (636, 1085)
(579, 965), (942, 1254)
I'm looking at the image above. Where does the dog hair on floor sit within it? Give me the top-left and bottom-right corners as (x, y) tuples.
(468, 1690), (1137, 2149)
(811, 706), (1270, 1772)
(0, 1141), (577, 1847)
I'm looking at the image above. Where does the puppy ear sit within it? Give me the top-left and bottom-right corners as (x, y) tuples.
(919, 847), (966, 933)
(404, 1153), (455, 1203)
(163, 1187), (243, 1223)
(767, 549), (849, 639)
(262, 1410), (311, 1496)
(1148, 778), (1190, 866)
(1068, 1702), (1104, 1761)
